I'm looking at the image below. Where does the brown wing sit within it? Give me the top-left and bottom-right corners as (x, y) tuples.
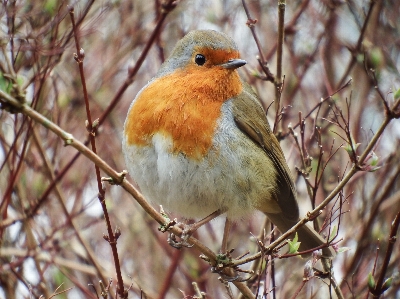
(232, 83), (299, 221)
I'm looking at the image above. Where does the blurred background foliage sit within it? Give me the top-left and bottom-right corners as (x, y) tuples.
(1, 0), (400, 298)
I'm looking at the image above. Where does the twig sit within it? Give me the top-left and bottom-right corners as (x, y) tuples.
(337, 0), (377, 87)
(370, 211), (400, 298)
(241, 0), (265, 64)
(340, 166), (400, 286)
(157, 249), (182, 299)
(230, 98), (398, 267)
(48, 285), (74, 299)
(274, 0), (285, 131)
(281, 78), (352, 138)
(322, 258), (345, 299)
(31, 127), (109, 285)
(70, 7), (126, 298)
(97, 0), (177, 127)
(270, 221), (276, 299)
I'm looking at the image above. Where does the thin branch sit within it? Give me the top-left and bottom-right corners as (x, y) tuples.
(97, 0), (178, 127)
(337, 0), (377, 87)
(70, 7), (126, 297)
(275, 0), (285, 118)
(281, 78), (352, 138)
(230, 103), (397, 267)
(370, 211), (400, 298)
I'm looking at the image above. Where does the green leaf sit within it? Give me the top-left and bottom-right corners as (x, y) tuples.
(0, 72), (11, 93)
(394, 88), (400, 100)
(356, 53), (364, 63)
(216, 253), (231, 265)
(368, 166), (382, 172)
(382, 277), (393, 292)
(342, 134), (360, 156)
(44, 0), (57, 14)
(370, 47), (384, 69)
(293, 231), (298, 243)
(368, 272), (376, 291)
(53, 270), (69, 299)
(329, 225), (337, 242)
(337, 247), (351, 253)
(287, 233), (301, 254)
(370, 151), (379, 167)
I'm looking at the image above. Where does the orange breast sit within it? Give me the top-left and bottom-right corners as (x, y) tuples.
(125, 64), (243, 160)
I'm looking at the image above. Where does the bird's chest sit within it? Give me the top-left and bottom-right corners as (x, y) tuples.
(123, 101), (259, 218)
(126, 99), (234, 182)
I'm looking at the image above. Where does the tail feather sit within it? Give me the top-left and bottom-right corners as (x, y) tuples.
(266, 212), (335, 257)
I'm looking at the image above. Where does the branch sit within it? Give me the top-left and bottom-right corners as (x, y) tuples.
(231, 98), (398, 266)
(370, 210), (400, 298)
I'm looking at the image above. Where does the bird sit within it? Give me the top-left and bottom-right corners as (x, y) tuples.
(122, 29), (335, 257)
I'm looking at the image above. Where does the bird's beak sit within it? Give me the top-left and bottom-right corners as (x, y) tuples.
(220, 59), (247, 69)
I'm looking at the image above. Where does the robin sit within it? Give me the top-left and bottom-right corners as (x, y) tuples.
(123, 30), (335, 257)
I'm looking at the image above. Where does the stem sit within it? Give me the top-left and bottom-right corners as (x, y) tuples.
(371, 211), (400, 298)
(230, 106), (395, 267)
(274, 0), (285, 133)
(97, 0), (175, 127)
(70, 7), (125, 297)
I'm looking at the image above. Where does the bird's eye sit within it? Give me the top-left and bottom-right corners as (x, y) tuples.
(195, 54), (206, 66)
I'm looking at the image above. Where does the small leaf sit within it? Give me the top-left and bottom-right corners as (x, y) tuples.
(382, 277), (393, 292)
(16, 75), (25, 86)
(370, 47), (384, 69)
(368, 272), (376, 291)
(287, 233), (301, 254)
(364, 151), (381, 172)
(368, 166), (382, 173)
(394, 88), (400, 100)
(0, 72), (11, 93)
(293, 231), (298, 243)
(342, 134), (360, 156)
(44, 0), (57, 14)
(337, 247), (351, 253)
(370, 151), (379, 167)
(329, 225), (338, 242)
(356, 53), (364, 63)
(216, 253), (231, 265)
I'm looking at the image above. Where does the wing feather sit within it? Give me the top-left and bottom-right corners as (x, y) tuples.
(232, 84), (299, 221)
